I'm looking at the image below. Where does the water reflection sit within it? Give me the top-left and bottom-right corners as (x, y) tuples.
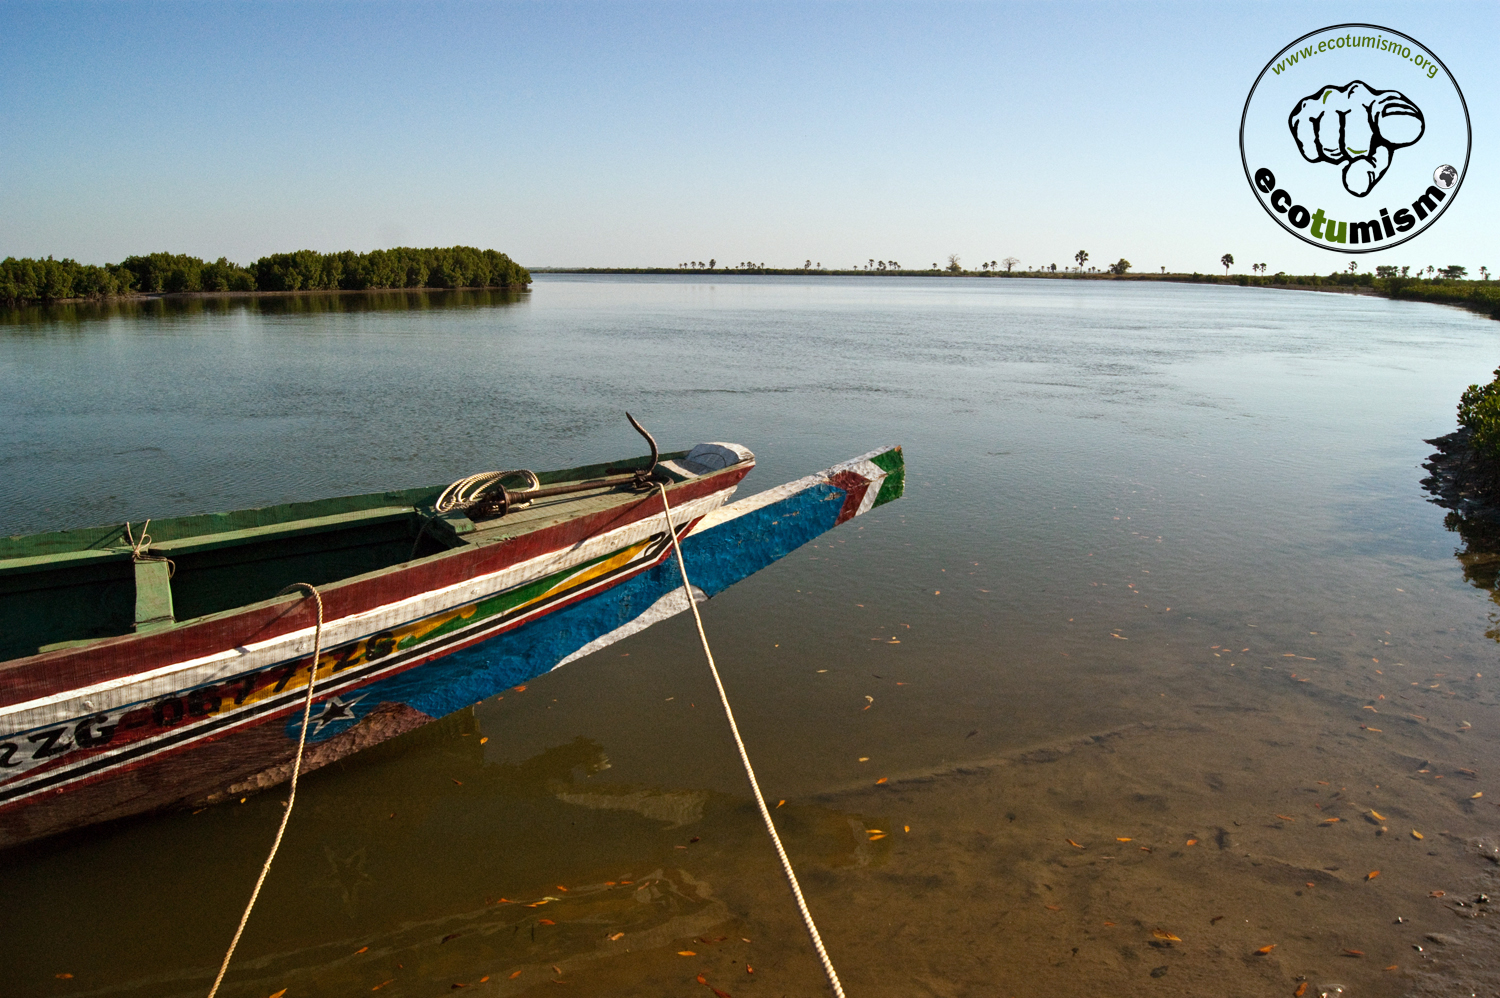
(1422, 431), (1500, 639)
(0, 287), (529, 327)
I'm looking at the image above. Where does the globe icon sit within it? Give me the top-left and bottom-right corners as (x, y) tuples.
(1434, 164), (1458, 189)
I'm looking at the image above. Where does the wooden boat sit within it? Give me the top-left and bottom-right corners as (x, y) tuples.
(0, 426), (903, 848)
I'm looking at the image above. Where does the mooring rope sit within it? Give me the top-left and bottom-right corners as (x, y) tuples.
(123, 518), (175, 577)
(655, 484), (848, 998)
(206, 583), (325, 998)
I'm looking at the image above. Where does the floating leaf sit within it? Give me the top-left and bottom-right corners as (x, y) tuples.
(55, 974), (74, 981)
(509, 971), (522, 979)
(904, 825), (910, 833)
(776, 800), (785, 808)
(372, 981), (394, 992)
(355, 947), (368, 955)
(1366, 871), (1380, 881)
(678, 950), (697, 956)
(1295, 983), (1307, 997)
(1342, 949), (1364, 957)
(1255, 944), (1276, 955)
(479, 977), (489, 984)
(1104, 921), (1117, 927)
(1185, 839), (1198, 846)
(869, 833), (887, 841)
(697, 976), (707, 985)
(480, 737), (488, 744)
(1066, 838), (1084, 849)
(1430, 890), (1446, 897)
(1472, 792), (1484, 799)
(538, 919), (555, 925)
(1276, 814), (1295, 821)
(1116, 837), (1133, 842)
(452, 984), (468, 990)
(608, 931), (625, 941)
(270, 991), (287, 998)
(1045, 904), (1061, 910)
(1319, 818), (1340, 825)
(1370, 810), (1386, 821)
(1385, 965), (1398, 971)
(1412, 830), (1424, 840)
(876, 777), (888, 785)
(1152, 930), (1182, 941)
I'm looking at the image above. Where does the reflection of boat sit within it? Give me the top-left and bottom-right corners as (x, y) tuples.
(0, 427), (903, 848)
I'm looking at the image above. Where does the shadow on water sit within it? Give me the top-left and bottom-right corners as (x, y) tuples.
(0, 288), (529, 328)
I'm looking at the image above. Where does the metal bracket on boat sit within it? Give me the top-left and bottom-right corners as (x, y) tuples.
(464, 413), (670, 521)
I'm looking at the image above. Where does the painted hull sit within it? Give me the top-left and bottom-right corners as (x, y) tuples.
(0, 447), (902, 848)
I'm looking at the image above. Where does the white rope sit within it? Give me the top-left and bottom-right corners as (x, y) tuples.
(655, 484), (848, 998)
(435, 469), (540, 512)
(206, 583), (325, 998)
(124, 518), (175, 577)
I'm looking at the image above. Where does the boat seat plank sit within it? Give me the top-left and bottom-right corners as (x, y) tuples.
(134, 559), (175, 631)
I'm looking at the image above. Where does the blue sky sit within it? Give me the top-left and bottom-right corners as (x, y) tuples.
(1, 1), (1494, 275)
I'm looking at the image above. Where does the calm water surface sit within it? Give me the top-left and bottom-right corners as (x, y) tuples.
(4, 276), (1500, 997)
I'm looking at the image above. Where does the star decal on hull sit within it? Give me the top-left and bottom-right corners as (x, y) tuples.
(307, 693), (370, 734)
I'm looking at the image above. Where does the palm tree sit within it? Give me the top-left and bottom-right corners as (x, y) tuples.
(1482, 266), (1491, 281)
(1221, 253), (1234, 274)
(1074, 250), (1088, 271)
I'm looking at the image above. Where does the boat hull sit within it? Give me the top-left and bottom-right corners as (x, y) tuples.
(0, 447), (902, 848)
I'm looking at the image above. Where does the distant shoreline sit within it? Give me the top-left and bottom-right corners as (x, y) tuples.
(10, 270), (1496, 323)
(533, 267), (1379, 295)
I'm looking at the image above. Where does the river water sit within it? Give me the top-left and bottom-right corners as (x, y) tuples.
(4, 275), (1500, 997)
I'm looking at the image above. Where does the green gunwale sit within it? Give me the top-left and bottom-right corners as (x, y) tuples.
(0, 450), (701, 662)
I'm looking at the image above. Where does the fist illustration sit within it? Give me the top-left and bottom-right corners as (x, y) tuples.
(1288, 81), (1424, 196)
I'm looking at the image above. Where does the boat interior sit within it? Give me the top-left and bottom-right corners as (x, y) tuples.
(0, 444), (751, 662)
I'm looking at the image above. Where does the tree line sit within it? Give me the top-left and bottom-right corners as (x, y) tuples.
(1, 246), (530, 307)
